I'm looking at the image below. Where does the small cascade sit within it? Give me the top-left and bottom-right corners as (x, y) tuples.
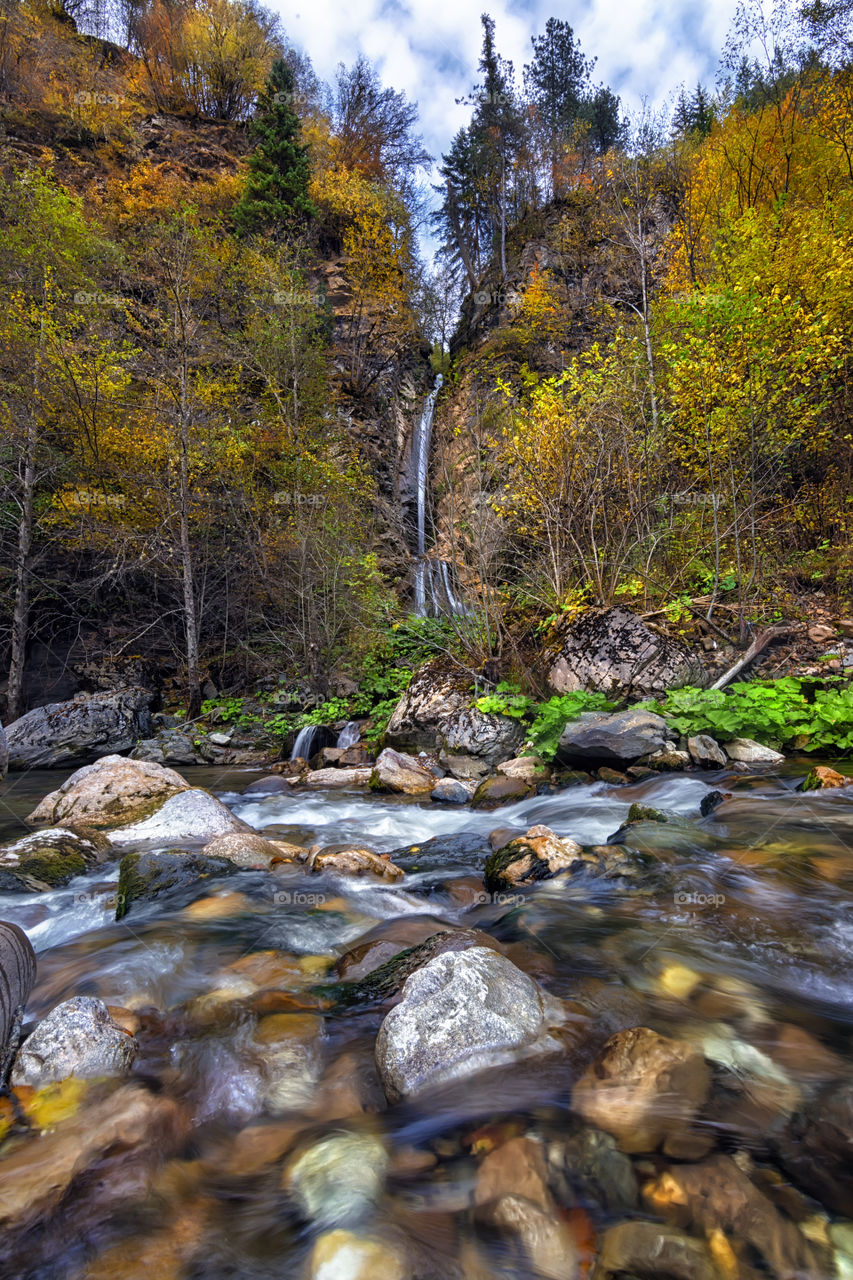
(290, 724), (320, 761)
(336, 721), (360, 750)
(420, 556), (467, 617)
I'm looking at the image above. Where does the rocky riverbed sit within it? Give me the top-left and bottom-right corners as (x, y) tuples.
(0, 751), (852, 1279)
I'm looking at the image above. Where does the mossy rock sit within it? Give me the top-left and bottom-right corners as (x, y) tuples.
(0, 828), (106, 892)
(116, 850), (239, 919)
(316, 930), (485, 1009)
(483, 835), (583, 892)
(471, 775), (535, 810)
(626, 803), (670, 824)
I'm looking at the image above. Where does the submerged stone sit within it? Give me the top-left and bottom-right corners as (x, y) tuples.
(375, 946), (546, 1101)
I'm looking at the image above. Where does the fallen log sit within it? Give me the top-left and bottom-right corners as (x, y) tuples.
(710, 626), (792, 692)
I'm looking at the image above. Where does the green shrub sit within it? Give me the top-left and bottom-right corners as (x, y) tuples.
(645, 677), (853, 753)
(528, 692), (615, 759)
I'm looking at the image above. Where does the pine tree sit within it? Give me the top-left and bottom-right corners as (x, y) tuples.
(432, 126), (490, 288)
(469, 13), (526, 275)
(234, 59), (315, 236)
(524, 16), (592, 189)
(672, 82), (714, 138)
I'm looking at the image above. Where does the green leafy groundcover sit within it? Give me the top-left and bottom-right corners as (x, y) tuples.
(475, 686), (615, 760)
(476, 676), (853, 760)
(643, 677), (853, 753)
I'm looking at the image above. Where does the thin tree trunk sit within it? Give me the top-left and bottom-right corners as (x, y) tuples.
(7, 414), (36, 723)
(500, 152), (507, 278)
(178, 365), (201, 718)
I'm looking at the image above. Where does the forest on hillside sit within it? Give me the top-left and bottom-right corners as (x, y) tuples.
(0, 0), (851, 729)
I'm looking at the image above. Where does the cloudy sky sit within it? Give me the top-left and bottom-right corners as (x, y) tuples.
(279, 0), (741, 165)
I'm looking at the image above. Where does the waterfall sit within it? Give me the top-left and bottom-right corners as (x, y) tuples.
(290, 724), (319, 761)
(413, 375), (442, 616)
(336, 721), (360, 750)
(413, 374), (470, 618)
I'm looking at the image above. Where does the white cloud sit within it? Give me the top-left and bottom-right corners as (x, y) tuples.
(278, 0), (740, 254)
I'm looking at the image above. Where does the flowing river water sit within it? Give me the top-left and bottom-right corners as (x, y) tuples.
(0, 759), (852, 1278)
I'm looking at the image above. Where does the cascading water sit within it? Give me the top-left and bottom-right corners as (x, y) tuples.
(336, 721), (360, 749)
(290, 724), (319, 761)
(412, 374), (453, 617)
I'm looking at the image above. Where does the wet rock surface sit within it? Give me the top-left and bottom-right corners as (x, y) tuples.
(471, 773), (536, 809)
(571, 1026), (712, 1154)
(12, 995), (138, 1087)
(642, 1153), (820, 1278)
(484, 826), (584, 891)
(116, 849), (240, 916)
(375, 946), (547, 1100)
(370, 748), (435, 795)
(0, 921), (35, 1082)
(0, 826), (108, 891)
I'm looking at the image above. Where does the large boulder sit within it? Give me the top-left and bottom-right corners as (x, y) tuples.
(384, 659), (473, 752)
(437, 708), (525, 780)
(5, 688), (154, 770)
(547, 607), (706, 700)
(0, 922), (36, 1083)
(0, 827), (109, 892)
(557, 709), (671, 766)
(27, 755), (188, 830)
(106, 788), (252, 846)
(375, 946), (547, 1100)
(12, 995), (137, 1087)
(370, 749), (435, 795)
